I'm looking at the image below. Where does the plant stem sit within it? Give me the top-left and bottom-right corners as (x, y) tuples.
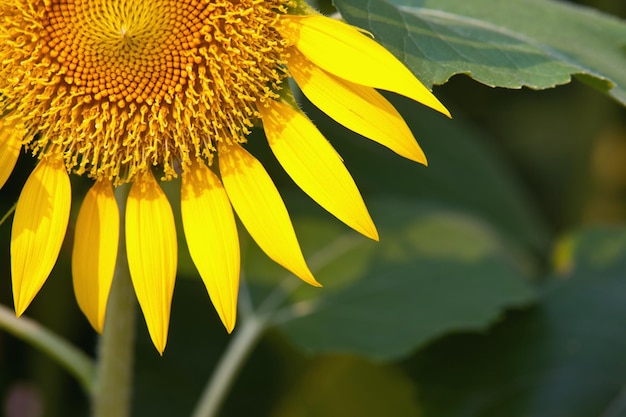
(191, 233), (361, 417)
(190, 314), (268, 417)
(0, 304), (95, 392)
(92, 185), (136, 417)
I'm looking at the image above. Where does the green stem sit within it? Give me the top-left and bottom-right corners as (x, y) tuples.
(191, 233), (361, 417)
(190, 314), (268, 417)
(92, 185), (136, 417)
(0, 304), (95, 392)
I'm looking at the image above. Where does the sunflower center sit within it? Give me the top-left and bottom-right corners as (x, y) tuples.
(43, 0), (196, 106)
(0, 0), (290, 183)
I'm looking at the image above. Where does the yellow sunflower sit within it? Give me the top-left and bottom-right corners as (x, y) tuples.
(0, 0), (449, 353)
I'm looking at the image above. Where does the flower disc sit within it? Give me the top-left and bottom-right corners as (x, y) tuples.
(0, 0), (289, 183)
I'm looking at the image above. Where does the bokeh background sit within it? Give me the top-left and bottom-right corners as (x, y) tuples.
(2, 0), (626, 416)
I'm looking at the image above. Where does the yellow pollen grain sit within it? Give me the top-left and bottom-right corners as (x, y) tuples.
(0, 0), (290, 184)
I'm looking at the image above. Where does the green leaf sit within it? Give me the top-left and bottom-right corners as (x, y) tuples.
(247, 199), (535, 360)
(334, 0), (626, 105)
(408, 226), (626, 417)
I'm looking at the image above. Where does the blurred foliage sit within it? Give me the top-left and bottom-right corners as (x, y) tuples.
(273, 355), (420, 417)
(2, 0), (626, 416)
(407, 227), (626, 417)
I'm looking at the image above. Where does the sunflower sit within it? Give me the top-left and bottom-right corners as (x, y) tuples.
(0, 0), (449, 353)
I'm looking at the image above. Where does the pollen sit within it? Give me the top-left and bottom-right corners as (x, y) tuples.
(0, 0), (290, 184)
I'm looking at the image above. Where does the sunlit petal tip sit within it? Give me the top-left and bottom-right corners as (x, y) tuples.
(419, 152), (429, 167)
(370, 227), (380, 243)
(11, 159), (71, 316)
(259, 100), (379, 242)
(280, 14), (451, 118)
(224, 321), (235, 334)
(217, 142), (321, 287)
(72, 179), (120, 333)
(181, 162), (240, 333)
(0, 119), (24, 190)
(287, 48), (429, 165)
(126, 170), (177, 354)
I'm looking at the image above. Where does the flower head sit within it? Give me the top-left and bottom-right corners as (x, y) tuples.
(0, 0), (448, 353)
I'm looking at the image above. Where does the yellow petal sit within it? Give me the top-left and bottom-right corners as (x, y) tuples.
(259, 100), (378, 241)
(279, 15), (450, 117)
(181, 162), (240, 332)
(72, 180), (119, 333)
(0, 118), (24, 190)
(218, 142), (320, 287)
(125, 170), (177, 354)
(288, 48), (427, 165)
(11, 159), (71, 316)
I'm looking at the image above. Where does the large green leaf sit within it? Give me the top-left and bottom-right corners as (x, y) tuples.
(408, 226), (626, 417)
(334, 0), (626, 105)
(244, 199), (535, 360)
